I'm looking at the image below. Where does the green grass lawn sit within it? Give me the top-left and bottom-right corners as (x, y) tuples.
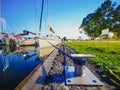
(64, 41), (120, 86)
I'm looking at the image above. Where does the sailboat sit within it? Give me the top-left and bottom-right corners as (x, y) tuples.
(17, 29), (61, 48)
(17, 0), (61, 48)
(1, 0), (61, 47)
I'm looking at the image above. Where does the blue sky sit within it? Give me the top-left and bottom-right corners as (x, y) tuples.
(1, 0), (120, 39)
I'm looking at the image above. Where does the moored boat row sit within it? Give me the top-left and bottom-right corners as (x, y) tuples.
(0, 32), (61, 49)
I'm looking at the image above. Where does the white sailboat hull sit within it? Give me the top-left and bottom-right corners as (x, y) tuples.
(20, 37), (61, 48)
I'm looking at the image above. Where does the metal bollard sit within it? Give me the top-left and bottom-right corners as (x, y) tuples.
(74, 58), (86, 76)
(71, 54), (95, 77)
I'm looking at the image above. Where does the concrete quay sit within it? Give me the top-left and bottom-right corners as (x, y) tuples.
(16, 44), (113, 90)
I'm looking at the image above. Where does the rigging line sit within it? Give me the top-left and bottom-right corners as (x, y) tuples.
(34, 0), (38, 32)
(46, 0), (49, 25)
(0, 0), (1, 36)
(6, 22), (12, 33)
(34, 0), (37, 30)
(44, 0), (48, 35)
(39, 0), (44, 35)
(46, 0), (49, 35)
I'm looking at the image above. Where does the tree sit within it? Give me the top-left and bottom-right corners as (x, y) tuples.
(112, 5), (120, 38)
(79, 0), (120, 38)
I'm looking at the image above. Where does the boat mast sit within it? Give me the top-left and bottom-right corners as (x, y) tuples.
(0, 0), (1, 37)
(39, 0), (44, 36)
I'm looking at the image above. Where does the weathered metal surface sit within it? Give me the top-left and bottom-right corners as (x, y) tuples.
(65, 66), (103, 86)
(70, 54), (95, 76)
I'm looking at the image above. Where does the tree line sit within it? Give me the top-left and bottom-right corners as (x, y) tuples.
(80, 0), (120, 38)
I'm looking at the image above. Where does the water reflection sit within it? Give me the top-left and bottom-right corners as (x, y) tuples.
(2, 53), (10, 72)
(0, 45), (40, 72)
(0, 46), (9, 72)
(0, 45), (41, 90)
(23, 47), (40, 60)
